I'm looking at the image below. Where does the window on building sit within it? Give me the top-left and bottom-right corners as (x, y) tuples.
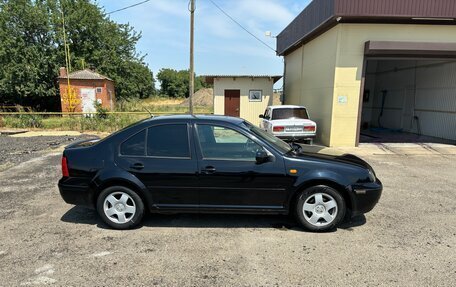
(249, 90), (262, 102)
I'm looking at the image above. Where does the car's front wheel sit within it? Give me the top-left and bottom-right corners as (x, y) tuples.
(96, 186), (145, 230)
(295, 185), (346, 232)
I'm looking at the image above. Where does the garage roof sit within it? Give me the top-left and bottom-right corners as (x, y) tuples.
(277, 0), (456, 56)
(203, 75), (282, 84)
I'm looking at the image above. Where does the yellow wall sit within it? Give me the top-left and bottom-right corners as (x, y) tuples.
(284, 23), (456, 146)
(213, 77), (275, 125)
(284, 27), (339, 145)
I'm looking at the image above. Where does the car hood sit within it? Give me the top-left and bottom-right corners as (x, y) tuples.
(270, 119), (316, 126)
(289, 145), (372, 170)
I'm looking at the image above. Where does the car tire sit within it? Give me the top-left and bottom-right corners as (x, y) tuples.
(96, 186), (145, 230)
(295, 185), (346, 232)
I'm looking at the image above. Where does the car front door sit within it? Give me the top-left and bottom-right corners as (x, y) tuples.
(194, 123), (289, 211)
(115, 123), (199, 210)
(260, 108), (271, 131)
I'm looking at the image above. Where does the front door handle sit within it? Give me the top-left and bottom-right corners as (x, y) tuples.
(201, 166), (216, 174)
(130, 163), (144, 170)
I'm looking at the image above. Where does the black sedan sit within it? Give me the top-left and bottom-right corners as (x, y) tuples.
(58, 115), (382, 231)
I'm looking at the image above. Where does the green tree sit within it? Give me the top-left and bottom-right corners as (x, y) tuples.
(157, 68), (206, 98)
(0, 0), (155, 110)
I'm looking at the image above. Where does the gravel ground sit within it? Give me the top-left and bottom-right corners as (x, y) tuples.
(0, 138), (455, 286)
(0, 134), (94, 171)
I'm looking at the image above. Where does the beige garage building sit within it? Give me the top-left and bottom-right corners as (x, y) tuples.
(278, 0), (456, 147)
(205, 75), (282, 125)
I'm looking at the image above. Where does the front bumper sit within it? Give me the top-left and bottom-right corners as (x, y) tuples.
(350, 178), (382, 216)
(58, 177), (96, 208)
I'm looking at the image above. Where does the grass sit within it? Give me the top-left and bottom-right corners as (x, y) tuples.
(0, 97), (213, 133)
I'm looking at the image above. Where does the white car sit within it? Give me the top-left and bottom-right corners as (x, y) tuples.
(259, 105), (317, 143)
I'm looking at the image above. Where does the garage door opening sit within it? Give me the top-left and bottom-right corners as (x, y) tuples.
(359, 59), (456, 144)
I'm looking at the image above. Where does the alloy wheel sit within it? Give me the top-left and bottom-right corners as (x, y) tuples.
(103, 192), (137, 224)
(302, 192), (338, 227)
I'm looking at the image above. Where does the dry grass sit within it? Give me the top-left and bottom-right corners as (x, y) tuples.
(1, 97), (213, 133)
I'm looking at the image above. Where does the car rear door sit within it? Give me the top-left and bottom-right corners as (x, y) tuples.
(194, 122), (289, 211)
(115, 123), (199, 209)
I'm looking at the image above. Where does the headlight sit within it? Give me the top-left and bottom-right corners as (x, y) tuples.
(368, 169), (376, 182)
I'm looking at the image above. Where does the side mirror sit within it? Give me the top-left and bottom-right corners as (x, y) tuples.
(255, 150), (270, 164)
(259, 114), (264, 119)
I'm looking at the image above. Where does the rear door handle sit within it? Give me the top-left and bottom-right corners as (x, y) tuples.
(201, 166), (216, 174)
(130, 163), (144, 170)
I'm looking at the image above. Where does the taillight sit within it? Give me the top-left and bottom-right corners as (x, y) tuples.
(61, 156), (69, 177)
(273, 126), (285, 132)
(304, 126), (316, 132)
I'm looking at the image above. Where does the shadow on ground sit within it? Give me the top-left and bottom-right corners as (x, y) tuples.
(60, 206), (366, 232)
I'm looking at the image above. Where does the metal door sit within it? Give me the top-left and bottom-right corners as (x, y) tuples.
(80, 88), (96, 115)
(224, 90), (240, 117)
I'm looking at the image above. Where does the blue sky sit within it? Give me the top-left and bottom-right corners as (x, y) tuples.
(95, 0), (311, 88)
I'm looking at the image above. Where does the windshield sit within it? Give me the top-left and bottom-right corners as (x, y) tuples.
(272, 108), (309, 120)
(243, 121), (291, 154)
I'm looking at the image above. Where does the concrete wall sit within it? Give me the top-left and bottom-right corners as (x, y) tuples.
(284, 23), (456, 146)
(213, 77), (274, 125)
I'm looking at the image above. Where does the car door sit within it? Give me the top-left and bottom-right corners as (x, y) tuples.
(260, 108), (271, 131)
(115, 123), (199, 209)
(194, 123), (289, 210)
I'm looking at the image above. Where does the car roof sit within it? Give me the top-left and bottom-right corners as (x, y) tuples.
(269, 105), (306, 109)
(145, 114), (245, 124)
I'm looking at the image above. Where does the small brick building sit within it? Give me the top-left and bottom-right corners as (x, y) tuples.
(58, 67), (116, 113)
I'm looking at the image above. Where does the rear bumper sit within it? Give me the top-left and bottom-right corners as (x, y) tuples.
(58, 177), (96, 209)
(350, 179), (383, 216)
(275, 134), (316, 141)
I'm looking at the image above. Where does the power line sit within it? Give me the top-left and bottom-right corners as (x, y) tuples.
(107, 0), (151, 15)
(208, 0), (276, 53)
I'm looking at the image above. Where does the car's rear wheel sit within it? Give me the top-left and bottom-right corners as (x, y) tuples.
(295, 185), (346, 232)
(96, 186), (144, 230)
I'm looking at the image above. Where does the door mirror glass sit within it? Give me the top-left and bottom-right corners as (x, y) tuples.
(259, 114), (264, 119)
(255, 150), (270, 164)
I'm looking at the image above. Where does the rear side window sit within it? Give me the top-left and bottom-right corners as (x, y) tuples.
(147, 124), (190, 158)
(120, 130), (146, 156)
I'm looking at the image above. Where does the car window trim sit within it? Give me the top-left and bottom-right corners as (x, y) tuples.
(194, 123), (271, 162)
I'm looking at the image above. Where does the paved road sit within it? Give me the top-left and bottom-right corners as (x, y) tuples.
(0, 139), (455, 286)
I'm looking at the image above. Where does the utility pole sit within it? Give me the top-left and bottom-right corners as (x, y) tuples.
(189, 0), (195, 114)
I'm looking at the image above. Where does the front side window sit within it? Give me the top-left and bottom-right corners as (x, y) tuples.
(245, 122), (291, 154)
(272, 108), (309, 120)
(197, 125), (262, 160)
(120, 130), (146, 156)
(147, 124), (190, 158)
